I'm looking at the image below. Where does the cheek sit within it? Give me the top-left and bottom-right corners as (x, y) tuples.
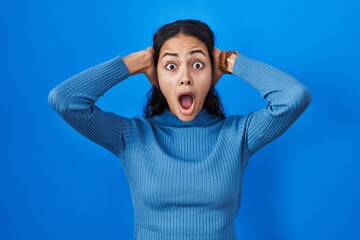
(157, 70), (170, 87)
(157, 69), (177, 100)
(197, 69), (212, 93)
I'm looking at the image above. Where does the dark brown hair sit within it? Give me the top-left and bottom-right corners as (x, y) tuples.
(144, 19), (225, 119)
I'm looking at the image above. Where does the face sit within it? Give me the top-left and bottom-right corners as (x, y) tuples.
(157, 34), (212, 122)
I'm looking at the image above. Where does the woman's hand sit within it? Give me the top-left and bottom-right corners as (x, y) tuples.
(123, 47), (158, 87)
(212, 48), (223, 86)
(212, 47), (238, 85)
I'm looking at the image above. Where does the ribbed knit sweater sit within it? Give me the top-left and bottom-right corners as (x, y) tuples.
(48, 54), (311, 239)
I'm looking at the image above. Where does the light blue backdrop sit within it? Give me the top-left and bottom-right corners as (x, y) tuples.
(1, 0), (359, 239)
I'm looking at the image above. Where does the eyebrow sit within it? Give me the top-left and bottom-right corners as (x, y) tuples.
(161, 49), (207, 59)
(162, 52), (178, 58)
(189, 49), (207, 57)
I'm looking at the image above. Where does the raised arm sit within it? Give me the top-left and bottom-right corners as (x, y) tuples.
(218, 50), (312, 155)
(48, 48), (156, 157)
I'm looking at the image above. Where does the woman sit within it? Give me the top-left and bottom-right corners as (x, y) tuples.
(49, 19), (311, 239)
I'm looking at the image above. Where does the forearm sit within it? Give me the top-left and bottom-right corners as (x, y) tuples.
(231, 54), (312, 155)
(48, 56), (129, 113)
(48, 56), (133, 157)
(232, 54), (312, 115)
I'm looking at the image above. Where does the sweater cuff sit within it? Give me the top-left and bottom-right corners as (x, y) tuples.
(109, 56), (130, 82)
(232, 54), (248, 79)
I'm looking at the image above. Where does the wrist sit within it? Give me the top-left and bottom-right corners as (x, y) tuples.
(226, 53), (237, 73)
(123, 50), (152, 76)
(218, 50), (239, 74)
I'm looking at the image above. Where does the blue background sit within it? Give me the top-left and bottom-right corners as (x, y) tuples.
(1, 0), (359, 239)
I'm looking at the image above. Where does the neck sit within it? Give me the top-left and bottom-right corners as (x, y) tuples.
(151, 109), (221, 127)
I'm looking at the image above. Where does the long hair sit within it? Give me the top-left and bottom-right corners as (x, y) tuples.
(144, 19), (225, 119)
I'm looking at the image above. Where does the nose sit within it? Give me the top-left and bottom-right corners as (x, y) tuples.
(180, 80), (192, 85)
(179, 67), (192, 86)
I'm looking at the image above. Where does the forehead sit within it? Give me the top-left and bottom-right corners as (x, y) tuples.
(160, 34), (208, 53)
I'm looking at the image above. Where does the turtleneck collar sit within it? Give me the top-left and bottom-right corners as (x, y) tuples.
(151, 109), (221, 127)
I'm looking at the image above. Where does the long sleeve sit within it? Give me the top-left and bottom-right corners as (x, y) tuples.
(48, 56), (130, 157)
(233, 54), (312, 156)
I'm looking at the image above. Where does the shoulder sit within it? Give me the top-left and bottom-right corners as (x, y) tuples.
(203, 114), (250, 141)
(122, 115), (153, 132)
(223, 114), (248, 131)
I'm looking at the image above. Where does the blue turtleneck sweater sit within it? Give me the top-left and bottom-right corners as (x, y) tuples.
(48, 54), (311, 239)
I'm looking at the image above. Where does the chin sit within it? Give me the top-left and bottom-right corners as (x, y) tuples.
(178, 114), (196, 122)
(176, 107), (201, 122)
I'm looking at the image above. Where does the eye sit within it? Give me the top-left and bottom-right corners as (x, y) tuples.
(165, 63), (177, 70)
(193, 61), (204, 69)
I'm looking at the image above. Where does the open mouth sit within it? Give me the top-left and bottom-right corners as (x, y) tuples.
(178, 93), (195, 115)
